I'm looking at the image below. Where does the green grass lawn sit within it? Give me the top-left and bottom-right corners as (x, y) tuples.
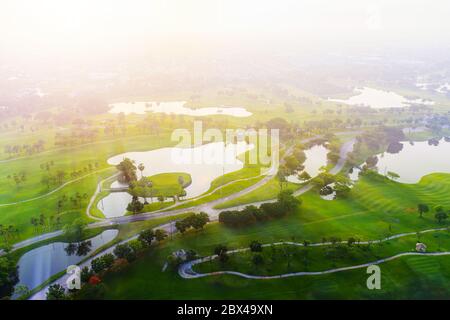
(142, 172), (191, 198)
(93, 172), (450, 299)
(195, 231), (450, 276)
(172, 176), (264, 210)
(214, 177), (299, 209)
(0, 132), (174, 204)
(0, 133), (177, 244)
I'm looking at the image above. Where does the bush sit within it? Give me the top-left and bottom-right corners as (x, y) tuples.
(175, 213), (210, 233)
(138, 229), (155, 247)
(91, 253), (114, 274)
(113, 243), (136, 262)
(46, 284), (66, 300)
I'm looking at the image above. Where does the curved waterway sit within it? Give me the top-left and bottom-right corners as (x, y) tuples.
(100, 142), (253, 217)
(109, 101), (252, 117)
(16, 229), (118, 291)
(287, 144), (329, 183)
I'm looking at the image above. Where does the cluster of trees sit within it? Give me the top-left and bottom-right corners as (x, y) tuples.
(3, 140), (45, 157)
(116, 158), (137, 183)
(54, 128), (99, 147)
(62, 218), (87, 241)
(64, 240), (92, 257)
(418, 204), (449, 224)
(69, 162), (100, 179)
(0, 225), (19, 244)
(277, 145), (308, 186)
(30, 213), (62, 233)
(0, 253), (19, 299)
(175, 212), (210, 233)
(312, 173), (352, 198)
(55, 192), (88, 214)
(347, 126), (406, 166)
(219, 190), (301, 228)
(6, 171), (27, 187)
(47, 227), (167, 300)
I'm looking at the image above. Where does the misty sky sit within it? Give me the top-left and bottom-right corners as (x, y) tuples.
(1, 0), (450, 63)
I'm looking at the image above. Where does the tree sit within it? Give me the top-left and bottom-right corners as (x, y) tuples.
(252, 254), (264, 266)
(63, 218), (86, 241)
(250, 240), (263, 252)
(13, 284), (30, 299)
(154, 229), (168, 242)
(175, 220), (189, 233)
(435, 211), (448, 224)
(80, 266), (93, 283)
(127, 196), (144, 215)
(46, 284), (66, 300)
(190, 212), (209, 230)
(418, 203), (429, 218)
(277, 189), (301, 214)
(138, 229), (155, 247)
(91, 253), (114, 273)
(387, 171), (400, 181)
(277, 167), (288, 190)
(0, 255), (18, 298)
(114, 243), (135, 262)
(116, 158), (137, 183)
(214, 245), (229, 263)
(298, 171), (311, 181)
(137, 163), (145, 179)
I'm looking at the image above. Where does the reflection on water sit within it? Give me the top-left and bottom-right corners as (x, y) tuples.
(287, 144), (329, 183)
(109, 101), (252, 117)
(375, 138), (450, 183)
(101, 142), (253, 217)
(328, 87), (434, 109)
(356, 138), (450, 184)
(16, 229), (118, 291)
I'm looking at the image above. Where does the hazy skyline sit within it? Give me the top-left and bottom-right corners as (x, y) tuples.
(1, 0), (450, 63)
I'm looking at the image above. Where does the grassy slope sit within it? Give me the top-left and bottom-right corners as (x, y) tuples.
(99, 172), (450, 299)
(0, 133), (174, 244)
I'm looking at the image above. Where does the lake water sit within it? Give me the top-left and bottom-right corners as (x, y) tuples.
(109, 101), (252, 117)
(287, 145), (329, 183)
(16, 229), (118, 291)
(374, 138), (450, 183)
(328, 87), (434, 108)
(100, 142), (253, 217)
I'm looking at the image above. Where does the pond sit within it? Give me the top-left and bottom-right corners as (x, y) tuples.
(108, 101), (252, 117)
(374, 138), (450, 183)
(287, 144), (329, 183)
(100, 141), (253, 217)
(16, 229), (118, 291)
(328, 87), (434, 109)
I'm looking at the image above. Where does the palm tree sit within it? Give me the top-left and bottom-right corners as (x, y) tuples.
(138, 163), (145, 179)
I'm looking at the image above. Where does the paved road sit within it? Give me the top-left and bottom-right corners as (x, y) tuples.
(180, 251), (450, 280)
(179, 226), (450, 280)
(2, 136), (356, 256)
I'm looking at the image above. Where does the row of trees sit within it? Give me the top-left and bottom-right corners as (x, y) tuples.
(3, 140), (45, 157)
(30, 213), (62, 233)
(175, 212), (210, 233)
(218, 190), (301, 228)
